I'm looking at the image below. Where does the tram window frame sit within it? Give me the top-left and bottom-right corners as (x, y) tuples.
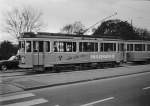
(79, 42), (98, 52)
(101, 43), (116, 52)
(142, 44), (145, 51)
(33, 41), (44, 52)
(53, 41), (76, 52)
(45, 41), (50, 52)
(147, 44), (150, 51)
(114, 43), (116, 51)
(19, 41), (21, 49)
(26, 41), (32, 52)
(19, 41), (25, 52)
(65, 42), (76, 52)
(127, 44), (133, 51)
(95, 43), (98, 52)
(33, 41), (39, 52)
(135, 44), (145, 51)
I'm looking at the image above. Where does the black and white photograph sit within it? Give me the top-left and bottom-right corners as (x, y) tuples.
(0, 0), (150, 106)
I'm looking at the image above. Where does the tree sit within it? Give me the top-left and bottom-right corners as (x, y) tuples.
(61, 21), (85, 35)
(3, 6), (45, 40)
(93, 19), (138, 40)
(0, 41), (18, 60)
(134, 27), (150, 40)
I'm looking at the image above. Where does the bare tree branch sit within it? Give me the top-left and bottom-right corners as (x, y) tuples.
(61, 21), (85, 35)
(3, 6), (45, 40)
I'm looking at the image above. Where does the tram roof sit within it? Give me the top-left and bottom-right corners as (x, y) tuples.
(20, 32), (122, 40)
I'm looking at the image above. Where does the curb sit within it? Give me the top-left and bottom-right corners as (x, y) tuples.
(20, 70), (150, 91)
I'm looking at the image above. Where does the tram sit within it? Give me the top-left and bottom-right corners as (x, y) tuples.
(18, 32), (150, 71)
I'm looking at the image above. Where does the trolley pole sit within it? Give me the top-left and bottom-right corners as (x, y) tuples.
(82, 12), (117, 34)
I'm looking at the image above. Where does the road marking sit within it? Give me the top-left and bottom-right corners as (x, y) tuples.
(143, 86), (150, 90)
(81, 97), (115, 106)
(3, 98), (48, 106)
(0, 93), (35, 102)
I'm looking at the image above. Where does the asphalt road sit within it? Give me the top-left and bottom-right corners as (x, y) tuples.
(1, 71), (150, 106)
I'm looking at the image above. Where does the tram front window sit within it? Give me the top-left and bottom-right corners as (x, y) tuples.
(19, 41), (25, 53)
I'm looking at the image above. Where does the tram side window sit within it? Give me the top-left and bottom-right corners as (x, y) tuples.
(53, 41), (76, 52)
(142, 44), (145, 51)
(95, 43), (98, 52)
(114, 43), (116, 51)
(127, 44), (133, 51)
(45, 41), (50, 52)
(135, 44), (143, 51)
(101, 43), (116, 52)
(53, 41), (63, 52)
(33, 41), (39, 52)
(79, 42), (98, 52)
(135, 44), (145, 51)
(33, 41), (44, 52)
(72, 42), (76, 52)
(147, 44), (150, 51)
(65, 42), (76, 52)
(26, 41), (31, 52)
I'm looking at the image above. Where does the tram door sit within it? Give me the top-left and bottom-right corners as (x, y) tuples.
(33, 41), (44, 69)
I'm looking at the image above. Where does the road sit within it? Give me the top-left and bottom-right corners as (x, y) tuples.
(1, 71), (150, 106)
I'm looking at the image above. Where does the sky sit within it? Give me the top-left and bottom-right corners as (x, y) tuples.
(0, 0), (150, 43)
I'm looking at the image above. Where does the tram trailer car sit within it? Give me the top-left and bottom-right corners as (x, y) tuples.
(126, 40), (150, 62)
(18, 32), (125, 71)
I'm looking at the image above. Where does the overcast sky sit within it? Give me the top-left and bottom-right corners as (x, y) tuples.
(0, 0), (150, 43)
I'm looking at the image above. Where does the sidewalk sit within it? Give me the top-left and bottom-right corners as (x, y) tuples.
(1, 64), (150, 95)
